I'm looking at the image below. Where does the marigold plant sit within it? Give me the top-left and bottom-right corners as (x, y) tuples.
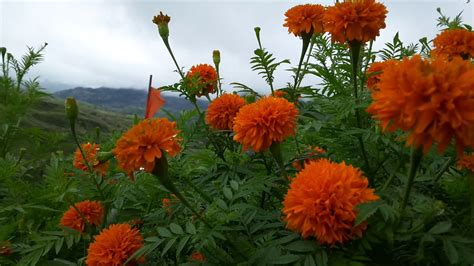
(324, 0), (388, 43)
(283, 4), (325, 37)
(73, 143), (109, 175)
(186, 64), (218, 96)
(205, 93), (246, 130)
(86, 224), (144, 266)
(431, 28), (474, 60)
(60, 200), (104, 233)
(233, 97), (298, 152)
(367, 55), (474, 154)
(283, 159), (379, 245)
(114, 118), (181, 174)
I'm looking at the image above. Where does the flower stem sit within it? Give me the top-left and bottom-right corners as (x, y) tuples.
(292, 33), (312, 95)
(162, 39), (185, 80)
(433, 157), (454, 183)
(269, 142), (287, 181)
(400, 147), (423, 214)
(296, 36), (315, 89)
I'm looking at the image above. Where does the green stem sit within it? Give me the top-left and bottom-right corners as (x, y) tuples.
(269, 142), (287, 181)
(163, 39), (185, 80)
(292, 33), (312, 94)
(183, 176), (213, 204)
(433, 157), (454, 183)
(296, 37), (315, 89)
(381, 159), (402, 191)
(400, 148), (423, 214)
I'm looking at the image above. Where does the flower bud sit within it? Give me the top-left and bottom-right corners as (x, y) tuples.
(153, 11), (171, 40)
(65, 97), (78, 123)
(212, 50), (220, 66)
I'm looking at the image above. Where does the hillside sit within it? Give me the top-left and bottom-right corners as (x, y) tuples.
(54, 87), (208, 115)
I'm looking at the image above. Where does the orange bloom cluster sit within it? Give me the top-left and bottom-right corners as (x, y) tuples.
(60, 200), (104, 233)
(293, 146), (326, 170)
(114, 118), (181, 175)
(431, 28), (474, 60)
(190, 251), (205, 262)
(73, 143), (109, 175)
(458, 153), (474, 172)
(233, 97), (299, 152)
(283, 159), (378, 245)
(365, 60), (397, 90)
(186, 64), (218, 96)
(205, 93), (246, 130)
(367, 55), (474, 154)
(86, 224), (144, 266)
(324, 0), (387, 43)
(283, 4), (325, 36)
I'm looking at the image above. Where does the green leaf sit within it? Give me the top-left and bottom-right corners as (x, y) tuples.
(315, 250), (328, 266)
(176, 235), (190, 258)
(169, 223), (183, 235)
(285, 240), (316, 252)
(355, 201), (381, 226)
(267, 254), (301, 264)
(161, 237), (177, 257)
(304, 255), (316, 266)
(429, 221), (452, 235)
(157, 227), (172, 238)
(223, 187), (233, 200)
(230, 180), (239, 191)
(443, 238), (459, 264)
(185, 222), (196, 235)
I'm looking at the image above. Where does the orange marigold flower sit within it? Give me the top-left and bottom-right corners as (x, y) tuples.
(282, 159), (378, 245)
(273, 90), (287, 98)
(431, 28), (474, 60)
(458, 153), (474, 172)
(233, 97), (299, 152)
(365, 60), (397, 90)
(186, 64), (218, 96)
(206, 93), (246, 130)
(86, 224), (144, 266)
(114, 118), (181, 174)
(366, 55), (474, 154)
(190, 251), (205, 262)
(283, 4), (325, 36)
(293, 146), (326, 170)
(73, 143), (109, 175)
(60, 200), (104, 233)
(324, 0), (388, 43)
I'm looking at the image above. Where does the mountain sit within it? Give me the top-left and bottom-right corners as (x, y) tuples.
(54, 87), (208, 115)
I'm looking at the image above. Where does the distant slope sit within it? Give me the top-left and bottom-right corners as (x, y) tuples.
(54, 87), (208, 115)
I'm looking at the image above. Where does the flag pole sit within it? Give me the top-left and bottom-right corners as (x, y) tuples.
(145, 74), (153, 118)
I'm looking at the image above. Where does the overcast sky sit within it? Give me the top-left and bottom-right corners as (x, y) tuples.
(1, 0), (472, 93)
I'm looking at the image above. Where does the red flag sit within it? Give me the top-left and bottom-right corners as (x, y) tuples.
(145, 86), (165, 118)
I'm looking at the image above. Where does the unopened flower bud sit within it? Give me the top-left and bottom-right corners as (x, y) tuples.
(153, 11), (171, 40)
(254, 27), (261, 36)
(65, 97), (78, 123)
(212, 50), (220, 66)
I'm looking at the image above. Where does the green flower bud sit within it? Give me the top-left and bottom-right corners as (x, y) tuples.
(65, 97), (78, 123)
(213, 50), (220, 66)
(153, 11), (171, 40)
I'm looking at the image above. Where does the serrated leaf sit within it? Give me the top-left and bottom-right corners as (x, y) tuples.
(185, 222), (196, 234)
(230, 180), (239, 191)
(157, 227), (172, 238)
(223, 187), (233, 200)
(355, 201), (381, 226)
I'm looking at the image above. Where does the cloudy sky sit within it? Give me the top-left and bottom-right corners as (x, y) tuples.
(1, 0), (472, 93)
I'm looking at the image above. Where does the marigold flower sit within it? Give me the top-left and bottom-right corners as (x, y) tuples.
(186, 64), (218, 96)
(206, 93), (246, 130)
(86, 224), (144, 266)
(324, 0), (388, 43)
(431, 28), (474, 60)
(73, 143), (109, 175)
(366, 55), (474, 154)
(190, 251), (205, 262)
(292, 146), (326, 170)
(233, 97), (298, 152)
(365, 60), (398, 90)
(273, 90), (287, 98)
(152, 11), (171, 40)
(283, 159), (378, 245)
(114, 118), (181, 175)
(60, 200), (104, 233)
(458, 153), (474, 172)
(283, 4), (325, 36)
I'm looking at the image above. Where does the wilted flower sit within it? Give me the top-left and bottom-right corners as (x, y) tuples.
(283, 4), (325, 37)
(431, 28), (474, 60)
(186, 64), (218, 96)
(324, 0), (388, 43)
(283, 159), (378, 245)
(206, 93), (246, 130)
(367, 55), (474, 154)
(60, 200), (104, 233)
(153, 11), (171, 40)
(114, 118), (181, 175)
(233, 97), (298, 152)
(86, 224), (144, 266)
(73, 143), (109, 175)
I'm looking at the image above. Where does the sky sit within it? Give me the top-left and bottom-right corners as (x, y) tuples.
(1, 0), (473, 93)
